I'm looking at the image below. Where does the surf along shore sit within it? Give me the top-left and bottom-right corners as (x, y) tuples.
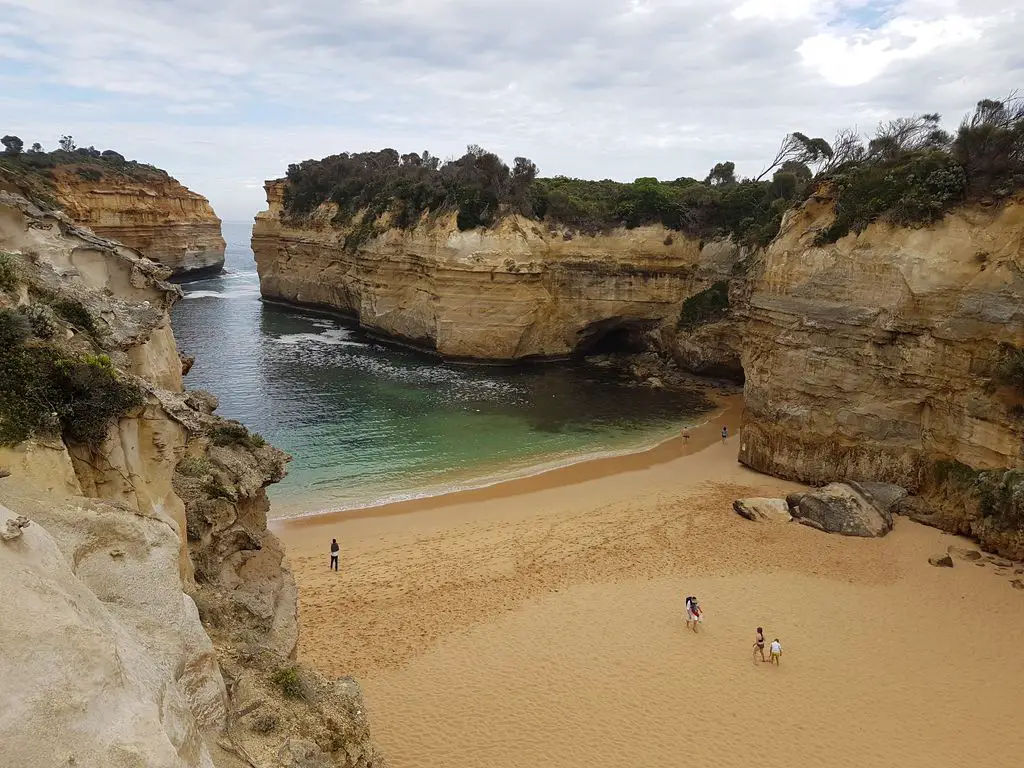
(275, 394), (1024, 768)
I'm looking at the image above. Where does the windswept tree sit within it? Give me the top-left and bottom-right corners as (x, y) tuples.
(704, 161), (736, 186)
(58, 135), (76, 152)
(818, 128), (865, 173)
(755, 132), (833, 181)
(29, 142), (44, 154)
(1, 135), (23, 156)
(952, 94), (1024, 196)
(867, 113), (950, 160)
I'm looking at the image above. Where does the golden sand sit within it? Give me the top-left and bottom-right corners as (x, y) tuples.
(276, 398), (1024, 768)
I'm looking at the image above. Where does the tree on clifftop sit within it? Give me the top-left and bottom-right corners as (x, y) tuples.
(704, 161), (736, 186)
(1, 135), (23, 156)
(58, 135), (76, 152)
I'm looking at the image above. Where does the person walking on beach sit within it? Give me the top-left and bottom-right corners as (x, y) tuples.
(753, 627), (766, 662)
(684, 595), (702, 633)
(721, 425), (728, 442)
(330, 538), (340, 572)
(768, 638), (783, 665)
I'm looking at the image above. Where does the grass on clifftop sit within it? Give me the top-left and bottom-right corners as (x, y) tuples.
(0, 134), (170, 207)
(279, 93), (1024, 250)
(0, 307), (144, 446)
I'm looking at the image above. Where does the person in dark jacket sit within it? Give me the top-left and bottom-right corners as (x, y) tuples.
(330, 538), (340, 571)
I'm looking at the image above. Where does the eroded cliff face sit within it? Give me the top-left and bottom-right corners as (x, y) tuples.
(739, 193), (1024, 556)
(50, 167), (226, 277)
(253, 180), (740, 361)
(0, 193), (381, 767)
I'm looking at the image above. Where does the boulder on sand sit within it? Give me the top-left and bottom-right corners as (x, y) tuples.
(928, 555), (954, 568)
(787, 482), (894, 537)
(732, 498), (792, 522)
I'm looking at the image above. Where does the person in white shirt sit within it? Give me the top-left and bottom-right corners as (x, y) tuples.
(769, 638), (783, 665)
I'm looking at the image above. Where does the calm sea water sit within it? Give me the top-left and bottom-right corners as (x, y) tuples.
(170, 221), (713, 517)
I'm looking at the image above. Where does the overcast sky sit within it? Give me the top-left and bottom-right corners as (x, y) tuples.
(2, 0), (1021, 221)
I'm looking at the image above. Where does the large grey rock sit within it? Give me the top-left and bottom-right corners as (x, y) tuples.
(848, 481), (908, 513)
(732, 498), (792, 522)
(787, 482), (894, 537)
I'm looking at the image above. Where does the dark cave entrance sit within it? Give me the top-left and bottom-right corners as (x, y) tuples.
(574, 319), (654, 357)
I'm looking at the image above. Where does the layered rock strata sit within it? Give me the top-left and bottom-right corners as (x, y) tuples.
(0, 192), (380, 767)
(51, 167), (226, 277)
(739, 193), (1024, 556)
(253, 180), (741, 361)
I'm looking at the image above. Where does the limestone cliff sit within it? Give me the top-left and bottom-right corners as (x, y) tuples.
(50, 167), (226, 277)
(739, 192), (1024, 557)
(0, 157), (225, 277)
(0, 192), (381, 767)
(253, 180), (740, 361)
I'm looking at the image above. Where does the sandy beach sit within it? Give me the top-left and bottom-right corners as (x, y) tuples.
(276, 398), (1024, 768)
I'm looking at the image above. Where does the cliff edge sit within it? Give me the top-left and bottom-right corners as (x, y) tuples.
(0, 144), (225, 277)
(0, 191), (381, 767)
(253, 179), (742, 361)
(740, 192), (1024, 557)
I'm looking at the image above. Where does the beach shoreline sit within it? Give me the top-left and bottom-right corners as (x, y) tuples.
(272, 391), (743, 529)
(277, 417), (1024, 768)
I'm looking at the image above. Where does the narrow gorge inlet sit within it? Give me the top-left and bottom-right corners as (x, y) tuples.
(3, 9), (1024, 768)
(171, 224), (717, 517)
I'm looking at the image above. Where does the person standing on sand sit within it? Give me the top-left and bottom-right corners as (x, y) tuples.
(330, 538), (340, 572)
(721, 425), (728, 442)
(753, 627), (766, 662)
(684, 596), (702, 632)
(768, 638), (782, 665)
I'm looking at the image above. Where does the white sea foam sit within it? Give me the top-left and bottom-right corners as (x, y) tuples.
(183, 286), (261, 300)
(274, 328), (366, 346)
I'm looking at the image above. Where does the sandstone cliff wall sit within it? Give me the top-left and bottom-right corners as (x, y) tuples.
(253, 180), (740, 361)
(0, 193), (380, 767)
(739, 193), (1024, 555)
(51, 168), (226, 277)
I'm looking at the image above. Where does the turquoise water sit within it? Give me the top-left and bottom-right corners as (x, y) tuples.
(170, 222), (713, 517)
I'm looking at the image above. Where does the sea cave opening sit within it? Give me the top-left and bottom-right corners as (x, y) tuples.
(573, 319), (653, 358)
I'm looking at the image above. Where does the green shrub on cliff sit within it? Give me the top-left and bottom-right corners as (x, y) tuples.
(0, 251), (18, 292)
(282, 148), (803, 247)
(0, 312), (144, 446)
(279, 93), (1024, 251)
(210, 421), (266, 450)
(676, 281), (730, 330)
(51, 297), (97, 335)
(273, 666), (304, 699)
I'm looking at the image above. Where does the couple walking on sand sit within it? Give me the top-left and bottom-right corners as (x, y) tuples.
(753, 627), (782, 665)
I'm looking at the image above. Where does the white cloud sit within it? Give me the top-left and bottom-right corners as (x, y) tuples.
(0, 0), (1020, 219)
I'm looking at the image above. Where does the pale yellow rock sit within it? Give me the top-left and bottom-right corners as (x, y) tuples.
(253, 180), (740, 360)
(0, 502), (216, 768)
(740, 193), (1024, 492)
(51, 167), (226, 276)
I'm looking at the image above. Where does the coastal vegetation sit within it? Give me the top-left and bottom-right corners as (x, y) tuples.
(0, 259), (143, 445)
(676, 281), (730, 330)
(0, 306), (144, 445)
(279, 94), (1024, 249)
(0, 133), (169, 205)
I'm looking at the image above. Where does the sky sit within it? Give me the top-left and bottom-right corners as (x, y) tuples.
(1, 0), (1022, 221)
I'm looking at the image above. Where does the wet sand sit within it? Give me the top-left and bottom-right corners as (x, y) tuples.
(276, 403), (1024, 768)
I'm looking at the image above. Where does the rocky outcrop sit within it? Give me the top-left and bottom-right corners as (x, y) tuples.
(253, 180), (740, 361)
(786, 482), (895, 537)
(732, 497), (792, 522)
(50, 167), (226, 277)
(739, 193), (1024, 555)
(0, 192), (381, 767)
